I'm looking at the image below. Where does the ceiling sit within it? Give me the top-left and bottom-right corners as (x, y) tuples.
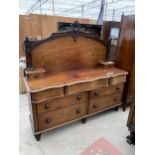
(19, 0), (135, 21)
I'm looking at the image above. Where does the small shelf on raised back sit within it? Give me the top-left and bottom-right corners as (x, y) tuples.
(25, 67), (46, 80)
(98, 61), (115, 68)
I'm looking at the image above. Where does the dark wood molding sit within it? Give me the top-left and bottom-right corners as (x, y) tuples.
(57, 21), (101, 37)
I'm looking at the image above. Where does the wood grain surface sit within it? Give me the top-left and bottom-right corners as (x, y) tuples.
(38, 102), (87, 130)
(25, 67), (127, 92)
(31, 36), (106, 73)
(37, 92), (88, 113)
(89, 83), (124, 99)
(89, 92), (123, 114)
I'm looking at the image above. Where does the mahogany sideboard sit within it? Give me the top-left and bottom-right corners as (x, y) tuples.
(24, 22), (128, 141)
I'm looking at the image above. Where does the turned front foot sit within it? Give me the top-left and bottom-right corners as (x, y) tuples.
(126, 132), (135, 145)
(123, 106), (126, 112)
(34, 134), (41, 141)
(114, 106), (119, 111)
(81, 118), (87, 124)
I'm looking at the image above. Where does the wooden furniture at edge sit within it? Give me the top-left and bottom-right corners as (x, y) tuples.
(24, 22), (128, 141)
(126, 97), (135, 144)
(116, 15), (135, 111)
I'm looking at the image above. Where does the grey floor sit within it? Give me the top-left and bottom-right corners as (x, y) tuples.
(19, 94), (135, 155)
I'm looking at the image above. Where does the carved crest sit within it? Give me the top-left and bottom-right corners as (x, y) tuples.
(59, 21), (95, 41)
(59, 21), (85, 33)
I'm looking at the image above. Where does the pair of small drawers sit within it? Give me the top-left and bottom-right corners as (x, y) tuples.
(88, 83), (124, 113)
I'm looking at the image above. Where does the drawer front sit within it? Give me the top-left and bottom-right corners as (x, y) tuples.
(31, 87), (64, 102)
(109, 75), (126, 85)
(65, 78), (108, 95)
(90, 83), (124, 99)
(38, 102), (87, 131)
(89, 93), (123, 114)
(37, 92), (88, 114)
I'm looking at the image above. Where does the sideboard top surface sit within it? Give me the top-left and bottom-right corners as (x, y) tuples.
(25, 67), (128, 92)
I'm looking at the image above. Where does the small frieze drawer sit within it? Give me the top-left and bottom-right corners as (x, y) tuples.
(65, 78), (109, 95)
(88, 92), (123, 114)
(108, 75), (126, 85)
(37, 92), (88, 114)
(31, 87), (64, 102)
(89, 83), (124, 99)
(38, 102), (87, 131)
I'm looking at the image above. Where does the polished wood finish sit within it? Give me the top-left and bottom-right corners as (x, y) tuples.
(90, 83), (124, 99)
(65, 78), (108, 95)
(25, 67), (46, 80)
(26, 68), (127, 92)
(24, 23), (127, 140)
(109, 75), (126, 85)
(27, 93), (39, 132)
(116, 15), (135, 111)
(31, 87), (64, 102)
(89, 92), (123, 114)
(38, 102), (87, 130)
(37, 92), (88, 113)
(98, 61), (115, 68)
(28, 37), (106, 73)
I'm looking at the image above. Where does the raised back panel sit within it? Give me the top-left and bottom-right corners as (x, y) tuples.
(31, 36), (106, 73)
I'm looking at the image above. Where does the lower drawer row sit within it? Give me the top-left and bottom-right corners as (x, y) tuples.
(37, 92), (122, 131)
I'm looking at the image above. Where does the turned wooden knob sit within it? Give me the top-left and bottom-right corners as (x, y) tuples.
(76, 108), (81, 114)
(77, 95), (82, 100)
(116, 87), (120, 90)
(113, 98), (118, 102)
(93, 104), (97, 109)
(44, 103), (50, 109)
(94, 91), (99, 96)
(45, 117), (52, 124)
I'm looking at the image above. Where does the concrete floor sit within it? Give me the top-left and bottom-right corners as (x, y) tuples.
(19, 94), (135, 155)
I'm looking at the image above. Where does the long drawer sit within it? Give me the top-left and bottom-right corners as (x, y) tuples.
(89, 83), (124, 99)
(37, 92), (88, 114)
(65, 78), (108, 95)
(89, 93), (123, 114)
(38, 102), (87, 131)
